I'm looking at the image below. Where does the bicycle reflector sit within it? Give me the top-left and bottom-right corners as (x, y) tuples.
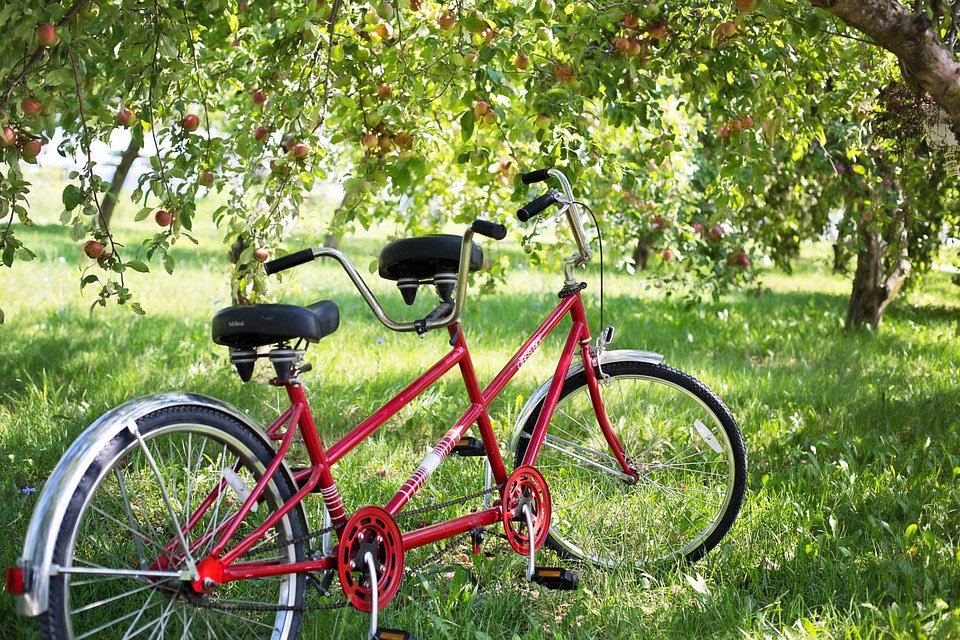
(4, 566), (25, 595)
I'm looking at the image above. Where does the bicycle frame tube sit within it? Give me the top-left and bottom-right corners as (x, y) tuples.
(182, 291), (632, 585)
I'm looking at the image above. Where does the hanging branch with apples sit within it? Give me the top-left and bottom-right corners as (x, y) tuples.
(0, 0), (957, 330)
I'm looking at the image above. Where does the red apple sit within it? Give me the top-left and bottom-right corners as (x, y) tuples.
(718, 21), (737, 38)
(482, 111), (496, 124)
(154, 209), (173, 227)
(231, 39), (241, 47)
(614, 37), (631, 53)
(181, 114), (200, 132)
(200, 171), (215, 186)
(21, 138), (42, 158)
(290, 142), (310, 159)
(438, 13), (456, 30)
(553, 65), (575, 83)
(693, 222), (704, 234)
(252, 89), (267, 105)
(254, 248), (269, 262)
(661, 249), (674, 261)
(628, 40), (643, 57)
(254, 125), (269, 141)
(515, 54), (530, 70)
(117, 107), (136, 127)
(36, 23), (59, 47)
(735, 0), (757, 12)
(882, 178), (893, 188)
(710, 225), (725, 240)
(472, 100), (490, 117)
(377, 83), (392, 98)
(362, 133), (378, 150)
(649, 25), (668, 40)
(21, 97), (42, 117)
(623, 14), (639, 29)
(730, 250), (750, 267)
(743, 115), (754, 128)
(83, 240), (105, 259)
(463, 52), (479, 68)
(282, 134), (297, 152)
(0, 126), (15, 147)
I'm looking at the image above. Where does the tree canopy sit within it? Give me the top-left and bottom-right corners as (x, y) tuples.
(1, 0), (957, 327)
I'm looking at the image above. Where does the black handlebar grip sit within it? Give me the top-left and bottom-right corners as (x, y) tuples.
(471, 219), (507, 240)
(264, 248), (315, 276)
(518, 190), (558, 222)
(521, 168), (551, 185)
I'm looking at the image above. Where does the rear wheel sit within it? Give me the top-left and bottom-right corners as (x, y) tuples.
(40, 406), (308, 640)
(514, 360), (746, 568)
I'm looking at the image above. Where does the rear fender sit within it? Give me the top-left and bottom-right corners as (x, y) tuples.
(14, 393), (295, 617)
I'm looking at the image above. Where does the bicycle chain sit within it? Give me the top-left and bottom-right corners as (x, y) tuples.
(191, 483), (503, 613)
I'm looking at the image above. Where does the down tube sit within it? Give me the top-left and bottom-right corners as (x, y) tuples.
(519, 316), (587, 467)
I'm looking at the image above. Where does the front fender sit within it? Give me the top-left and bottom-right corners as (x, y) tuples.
(508, 349), (664, 454)
(14, 393), (289, 617)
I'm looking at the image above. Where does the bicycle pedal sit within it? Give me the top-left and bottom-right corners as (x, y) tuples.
(451, 436), (486, 457)
(530, 567), (579, 590)
(376, 628), (421, 640)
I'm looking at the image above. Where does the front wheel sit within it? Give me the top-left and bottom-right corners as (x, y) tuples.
(513, 360), (746, 568)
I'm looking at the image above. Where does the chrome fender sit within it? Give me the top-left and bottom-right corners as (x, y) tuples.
(15, 393), (291, 617)
(484, 349), (663, 504)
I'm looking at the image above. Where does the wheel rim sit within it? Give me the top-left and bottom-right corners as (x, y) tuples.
(523, 374), (737, 567)
(61, 422), (300, 640)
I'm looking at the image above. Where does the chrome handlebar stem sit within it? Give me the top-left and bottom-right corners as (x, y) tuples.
(546, 169), (593, 286)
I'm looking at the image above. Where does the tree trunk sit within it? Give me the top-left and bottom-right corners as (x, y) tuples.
(811, 0), (960, 140)
(323, 232), (341, 249)
(98, 138), (141, 230)
(832, 240), (849, 273)
(632, 238), (652, 271)
(846, 219), (911, 329)
(228, 236), (251, 306)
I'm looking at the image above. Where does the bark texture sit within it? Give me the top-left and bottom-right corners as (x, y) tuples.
(632, 239), (653, 271)
(811, 0), (960, 139)
(98, 138), (141, 230)
(846, 219), (911, 328)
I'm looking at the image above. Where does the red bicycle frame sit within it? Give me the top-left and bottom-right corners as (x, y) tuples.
(178, 290), (635, 587)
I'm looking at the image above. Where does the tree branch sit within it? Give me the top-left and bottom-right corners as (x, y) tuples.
(0, 0), (90, 108)
(811, 0), (960, 138)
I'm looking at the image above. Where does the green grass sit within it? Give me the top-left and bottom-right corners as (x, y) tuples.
(1, 180), (959, 639)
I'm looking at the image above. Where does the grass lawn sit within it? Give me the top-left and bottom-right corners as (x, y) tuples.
(1, 179), (959, 639)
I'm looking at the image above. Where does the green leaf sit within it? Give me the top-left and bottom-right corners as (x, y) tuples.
(460, 110), (474, 142)
(163, 253), (175, 274)
(131, 302), (146, 315)
(134, 207), (152, 222)
(125, 260), (150, 273)
(62, 185), (85, 211)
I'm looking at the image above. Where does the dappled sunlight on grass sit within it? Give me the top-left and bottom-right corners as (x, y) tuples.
(1, 192), (959, 638)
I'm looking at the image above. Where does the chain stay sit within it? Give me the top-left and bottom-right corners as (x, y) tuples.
(193, 483), (503, 612)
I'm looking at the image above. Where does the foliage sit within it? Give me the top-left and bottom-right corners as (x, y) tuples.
(0, 0), (957, 324)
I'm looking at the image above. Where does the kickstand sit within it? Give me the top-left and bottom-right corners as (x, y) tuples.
(523, 503), (535, 582)
(365, 551), (379, 640)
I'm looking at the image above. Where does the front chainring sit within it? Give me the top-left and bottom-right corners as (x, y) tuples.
(337, 505), (405, 613)
(501, 466), (551, 555)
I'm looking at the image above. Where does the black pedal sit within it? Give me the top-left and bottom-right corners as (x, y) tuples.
(376, 629), (422, 640)
(530, 567), (579, 590)
(451, 436), (486, 457)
